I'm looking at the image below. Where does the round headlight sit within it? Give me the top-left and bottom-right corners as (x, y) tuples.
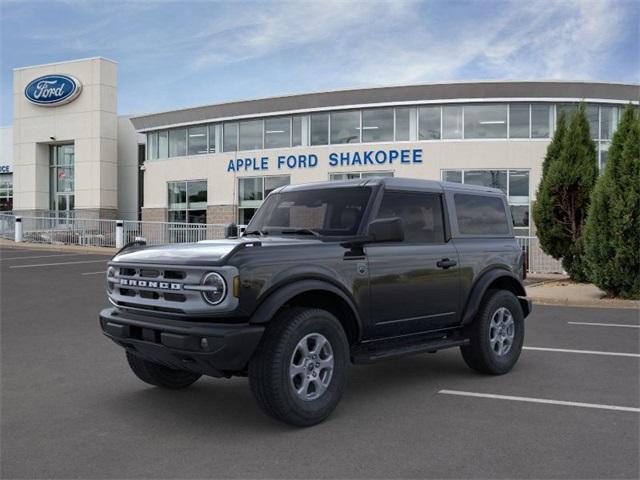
(107, 266), (116, 293)
(201, 272), (227, 305)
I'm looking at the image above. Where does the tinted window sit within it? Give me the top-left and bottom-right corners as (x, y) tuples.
(330, 111), (360, 144)
(454, 194), (510, 235)
(464, 104), (507, 139)
(376, 191), (445, 244)
(310, 113), (329, 145)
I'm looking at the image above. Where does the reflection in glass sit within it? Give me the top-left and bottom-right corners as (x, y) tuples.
(443, 170), (462, 183)
(169, 129), (187, 157)
(223, 122), (238, 152)
(187, 126), (207, 155)
(442, 106), (463, 139)
(310, 114), (329, 145)
(265, 117), (291, 149)
(395, 108), (411, 141)
(239, 120), (263, 151)
(292, 116), (303, 147)
(362, 108), (393, 142)
(464, 170), (508, 193)
(531, 104), (552, 138)
(464, 104), (507, 139)
(158, 131), (168, 159)
(419, 106), (441, 140)
(509, 104), (529, 138)
(330, 111), (360, 144)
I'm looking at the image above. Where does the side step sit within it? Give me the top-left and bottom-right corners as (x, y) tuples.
(351, 333), (469, 364)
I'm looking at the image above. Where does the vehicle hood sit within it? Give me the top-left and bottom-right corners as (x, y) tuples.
(111, 237), (324, 266)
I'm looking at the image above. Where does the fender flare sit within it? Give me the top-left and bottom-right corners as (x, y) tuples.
(249, 278), (363, 337)
(461, 268), (529, 325)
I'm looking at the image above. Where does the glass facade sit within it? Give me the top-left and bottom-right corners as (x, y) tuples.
(168, 180), (207, 223)
(143, 103), (624, 168)
(419, 106), (441, 140)
(442, 169), (530, 236)
(0, 173), (12, 211)
(238, 175), (290, 224)
(330, 110), (360, 144)
(362, 108), (394, 143)
(49, 144), (75, 219)
(329, 171), (394, 180)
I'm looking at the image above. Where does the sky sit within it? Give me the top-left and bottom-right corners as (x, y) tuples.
(0, 0), (638, 126)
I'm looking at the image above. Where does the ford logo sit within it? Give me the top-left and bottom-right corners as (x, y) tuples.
(24, 74), (82, 106)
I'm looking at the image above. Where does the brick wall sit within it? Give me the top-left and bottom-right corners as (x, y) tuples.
(141, 208), (167, 223)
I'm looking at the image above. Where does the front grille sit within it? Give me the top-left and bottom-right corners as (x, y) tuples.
(107, 262), (239, 317)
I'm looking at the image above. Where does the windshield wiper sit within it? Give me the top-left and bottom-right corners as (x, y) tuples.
(278, 228), (321, 237)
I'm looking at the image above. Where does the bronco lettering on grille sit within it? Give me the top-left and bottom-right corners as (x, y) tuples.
(119, 279), (182, 290)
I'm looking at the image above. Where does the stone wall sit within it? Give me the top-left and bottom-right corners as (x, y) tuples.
(207, 204), (236, 224)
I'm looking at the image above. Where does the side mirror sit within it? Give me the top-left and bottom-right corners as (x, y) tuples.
(367, 217), (404, 243)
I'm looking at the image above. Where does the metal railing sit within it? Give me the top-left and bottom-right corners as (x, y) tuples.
(1, 213), (229, 249)
(122, 220), (227, 246)
(0, 213), (15, 240)
(19, 216), (118, 247)
(1, 213), (565, 274)
(516, 236), (564, 274)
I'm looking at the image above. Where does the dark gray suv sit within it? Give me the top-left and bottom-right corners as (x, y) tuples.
(100, 177), (531, 426)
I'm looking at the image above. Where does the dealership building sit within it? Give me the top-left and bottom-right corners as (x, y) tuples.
(5, 57), (638, 235)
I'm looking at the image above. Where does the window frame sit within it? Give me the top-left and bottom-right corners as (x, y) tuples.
(167, 179), (208, 224)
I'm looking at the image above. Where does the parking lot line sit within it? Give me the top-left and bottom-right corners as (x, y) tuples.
(568, 321), (640, 329)
(10, 260), (108, 269)
(81, 270), (107, 275)
(0, 253), (89, 261)
(438, 390), (640, 413)
(523, 346), (640, 358)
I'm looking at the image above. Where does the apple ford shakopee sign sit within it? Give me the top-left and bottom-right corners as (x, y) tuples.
(24, 74), (82, 106)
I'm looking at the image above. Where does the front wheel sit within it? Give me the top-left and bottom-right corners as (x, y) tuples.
(460, 290), (524, 375)
(248, 307), (349, 427)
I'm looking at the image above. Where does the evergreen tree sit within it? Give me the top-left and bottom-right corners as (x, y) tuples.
(584, 106), (640, 298)
(533, 104), (598, 281)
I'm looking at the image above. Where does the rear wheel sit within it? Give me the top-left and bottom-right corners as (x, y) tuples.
(460, 290), (524, 374)
(126, 351), (201, 389)
(249, 307), (349, 427)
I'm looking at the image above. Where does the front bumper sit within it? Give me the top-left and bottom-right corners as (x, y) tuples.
(99, 307), (264, 377)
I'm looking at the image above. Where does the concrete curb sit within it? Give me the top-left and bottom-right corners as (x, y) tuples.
(530, 297), (640, 310)
(0, 238), (116, 255)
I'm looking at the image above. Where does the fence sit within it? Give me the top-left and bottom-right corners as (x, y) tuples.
(1, 213), (564, 274)
(0, 213), (228, 249)
(0, 213), (15, 240)
(516, 236), (564, 274)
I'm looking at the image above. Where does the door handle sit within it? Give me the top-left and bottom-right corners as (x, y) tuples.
(437, 258), (457, 269)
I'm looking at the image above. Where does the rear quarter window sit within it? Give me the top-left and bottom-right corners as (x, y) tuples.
(454, 193), (510, 235)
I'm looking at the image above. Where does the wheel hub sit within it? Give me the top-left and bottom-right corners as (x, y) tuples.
(290, 333), (334, 401)
(489, 307), (515, 357)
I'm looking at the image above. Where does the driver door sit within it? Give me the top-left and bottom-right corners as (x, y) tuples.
(365, 190), (461, 339)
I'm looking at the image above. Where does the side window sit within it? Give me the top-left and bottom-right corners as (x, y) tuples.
(454, 194), (510, 235)
(376, 191), (445, 244)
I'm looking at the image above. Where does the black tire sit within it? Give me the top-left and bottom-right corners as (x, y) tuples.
(126, 351), (201, 389)
(249, 307), (349, 427)
(460, 289), (524, 375)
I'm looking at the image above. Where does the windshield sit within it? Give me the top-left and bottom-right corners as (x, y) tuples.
(245, 187), (372, 237)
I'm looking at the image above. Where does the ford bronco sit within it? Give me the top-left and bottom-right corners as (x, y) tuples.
(100, 177), (531, 426)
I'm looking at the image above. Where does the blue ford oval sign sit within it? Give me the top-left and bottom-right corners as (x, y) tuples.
(24, 74), (82, 106)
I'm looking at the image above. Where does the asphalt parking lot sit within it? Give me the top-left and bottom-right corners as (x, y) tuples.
(1, 245), (638, 479)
